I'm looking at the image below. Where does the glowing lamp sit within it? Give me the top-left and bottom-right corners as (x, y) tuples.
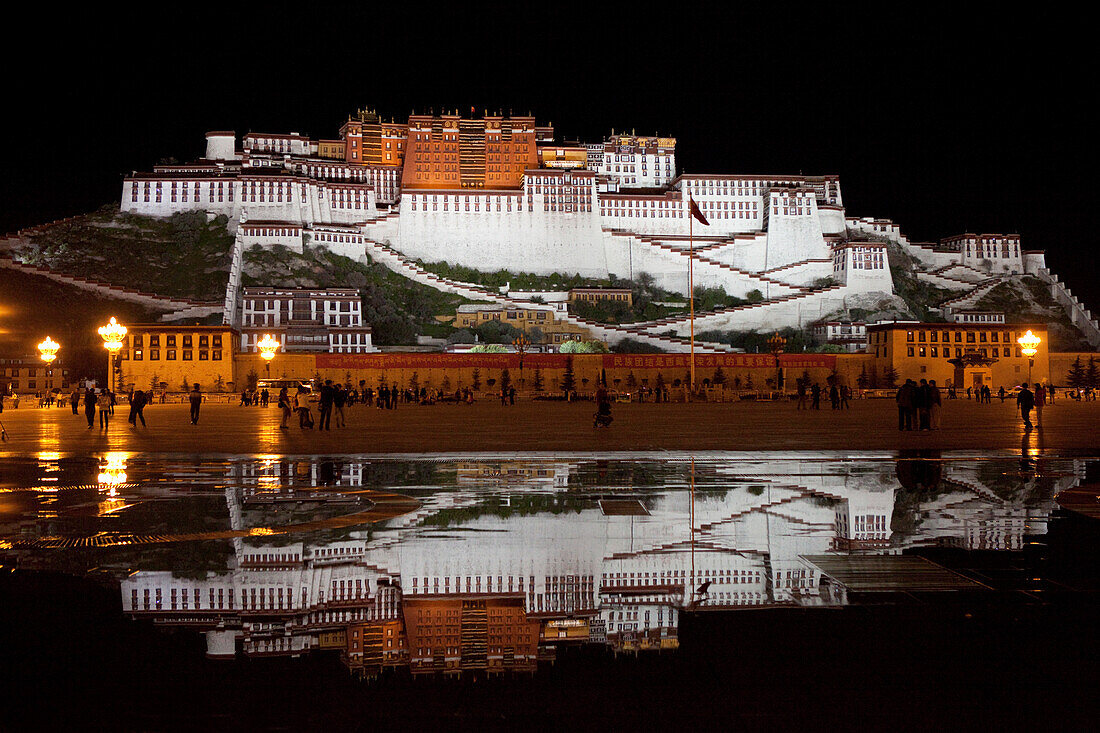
(38, 336), (60, 363)
(98, 317), (127, 353)
(1018, 330), (1040, 358)
(257, 334), (280, 361)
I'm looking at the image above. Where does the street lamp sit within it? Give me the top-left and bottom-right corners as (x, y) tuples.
(257, 333), (280, 378)
(98, 317), (127, 393)
(767, 331), (786, 396)
(512, 333), (531, 388)
(38, 336), (60, 363)
(1018, 329), (1040, 385)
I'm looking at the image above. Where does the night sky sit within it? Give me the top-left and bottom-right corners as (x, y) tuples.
(5, 6), (1095, 309)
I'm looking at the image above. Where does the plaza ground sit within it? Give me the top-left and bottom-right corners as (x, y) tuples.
(2, 396), (1097, 456)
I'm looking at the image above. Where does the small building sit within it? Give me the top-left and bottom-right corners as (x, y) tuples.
(0, 357), (75, 396)
(449, 304), (591, 345)
(947, 310), (1006, 325)
(568, 287), (634, 307)
(866, 321), (1049, 390)
(940, 233), (1023, 274)
(810, 321), (867, 352)
(119, 325), (239, 392)
(240, 287), (376, 354)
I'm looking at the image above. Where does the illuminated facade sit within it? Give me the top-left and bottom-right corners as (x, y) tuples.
(117, 107), (1063, 351)
(866, 321), (1050, 389)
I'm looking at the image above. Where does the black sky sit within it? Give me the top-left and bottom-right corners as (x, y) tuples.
(4, 5), (1095, 309)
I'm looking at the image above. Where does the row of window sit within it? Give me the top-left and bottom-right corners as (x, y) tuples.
(903, 329), (1022, 344)
(124, 349), (222, 361)
(132, 334), (222, 348)
(904, 346), (1021, 359)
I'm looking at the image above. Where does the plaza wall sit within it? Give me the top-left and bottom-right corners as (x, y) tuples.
(227, 352), (845, 395)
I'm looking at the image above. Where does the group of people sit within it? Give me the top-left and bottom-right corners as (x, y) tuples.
(895, 378), (943, 431)
(796, 382), (852, 410)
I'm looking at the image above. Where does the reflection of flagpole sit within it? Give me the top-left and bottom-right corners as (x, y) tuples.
(690, 456), (695, 605)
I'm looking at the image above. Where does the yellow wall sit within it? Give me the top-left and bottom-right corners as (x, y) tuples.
(866, 324), (1050, 389)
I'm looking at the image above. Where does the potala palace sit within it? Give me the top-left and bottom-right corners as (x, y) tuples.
(118, 108), (1087, 352)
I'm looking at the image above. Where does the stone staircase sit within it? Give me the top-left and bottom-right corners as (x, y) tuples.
(362, 238), (737, 353)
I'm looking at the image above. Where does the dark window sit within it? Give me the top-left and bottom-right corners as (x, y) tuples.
(954, 332), (962, 342)
(182, 350), (192, 361)
(212, 350), (222, 361)
(183, 335), (193, 348)
(199, 350), (208, 360)
(167, 335), (177, 347)
(907, 346), (914, 357)
(199, 335), (209, 347)
(133, 335), (143, 347)
(150, 350), (159, 361)
(150, 335), (160, 347)
(966, 332), (975, 343)
(212, 335), (222, 348)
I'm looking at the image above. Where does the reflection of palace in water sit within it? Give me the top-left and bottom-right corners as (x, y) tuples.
(117, 455), (1082, 677)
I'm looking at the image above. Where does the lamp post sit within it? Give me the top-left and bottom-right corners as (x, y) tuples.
(98, 317), (127, 394)
(257, 333), (280, 378)
(767, 331), (786, 396)
(512, 333), (531, 387)
(1018, 329), (1040, 386)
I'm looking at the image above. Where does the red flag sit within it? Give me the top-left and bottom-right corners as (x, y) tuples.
(689, 197), (709, 226)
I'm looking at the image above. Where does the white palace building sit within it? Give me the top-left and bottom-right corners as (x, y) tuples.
(120, 108), (1053, 351)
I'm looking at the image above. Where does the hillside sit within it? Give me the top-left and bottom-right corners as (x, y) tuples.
(0, 268), (163, 379)
(242, 245), (474, 344)
(11, 206), (233, 300)
(973, 277), (1090, 351)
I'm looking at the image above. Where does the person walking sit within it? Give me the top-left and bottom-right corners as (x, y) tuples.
(189, 383), (202, 425)
(128, 389), (148, 428)
(796, 381), (807, 410)
(509, 385), (516, 405)
(318, 380), (335, 431)
(998, 386), (1006, 402)
(1034, 383), (1046, 425)
(97, 389), (112, 430)
(917, 378), (931, 431)
(295, 388), (313, 428)
(84, 387), (97, 429)
(810, 383), (821, 410)
(1048, 385), (1056, 403)
(70, 388), (81, 415)
(1017, 383), (1035, 431)
(840, 384), (851, 409)
(896, 380), (913, 431)
(334, 384), (347, 428)
(928, 379), (942, 429)
(278, 387), (292, 429)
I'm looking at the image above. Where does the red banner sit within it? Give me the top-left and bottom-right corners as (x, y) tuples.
(601, 353), (836, 370)
(314, 352), (837, 371)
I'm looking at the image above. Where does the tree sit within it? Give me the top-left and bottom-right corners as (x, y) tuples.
(469, 344), (508, 353)
(408, 371), (420, 393)
(883, 366), (900, 388)
(655, 372), (666, 391)
(1066, 356), (1085, 388)
(797, 370), (812, 389)
(150, 372), (160, 392)
(213, 374), (226, 392)
(745, 373), (755, 390)
(180, 375), (191, 393)
(1088, 357), (1100, 388)
(531, 368), (544, 392)
(746, 289), (764, 303)
(472, 368), (482, 391)
(246, 368), (259, 391)
(712, 367), (726, 387)
(561, 358), (576, 393)
(625, 371), (637, 388)
(441, 375), (452, 393)
(856, 366), (869, 390)
(500, 369), (511, 392)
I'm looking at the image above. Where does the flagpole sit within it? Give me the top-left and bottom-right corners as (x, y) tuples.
(689, 203), (695, 393)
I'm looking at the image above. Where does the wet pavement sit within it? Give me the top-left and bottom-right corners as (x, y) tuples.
(3, 398), (1100, 454)
(2, 451), (1099, 728)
